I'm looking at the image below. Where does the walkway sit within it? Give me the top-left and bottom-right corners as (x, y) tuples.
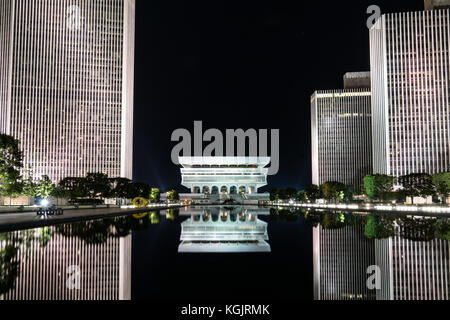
(0, 204), (185, 232)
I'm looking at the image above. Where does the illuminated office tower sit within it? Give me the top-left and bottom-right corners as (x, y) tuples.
(0, 226), (132, 300)
(0, 0), (135, 182)
(313, 216), (376, 300)
(370, 1), (450, 177)
(311, 72), (372, 190)
(375, 228), (450, 300)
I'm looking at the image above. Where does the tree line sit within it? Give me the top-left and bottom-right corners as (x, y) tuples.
(0, 133), (169, 205)
(271, 172), (450, 204)
(363, 173), (450, 204)
(270, 208), (450, 242)
(270, 182), (356, 203)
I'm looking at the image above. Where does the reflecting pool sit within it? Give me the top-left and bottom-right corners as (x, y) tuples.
(0, 206), (449, 300)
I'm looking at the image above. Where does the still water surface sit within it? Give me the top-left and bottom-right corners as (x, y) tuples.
(0, 205), (449, 300)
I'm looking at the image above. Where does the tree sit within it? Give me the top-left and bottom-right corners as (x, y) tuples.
(150, 188), (161, 203)
(166, 190), (180, 202)
(297, 190), (307, 202)
(34, 175), (55, 199)
(110, 178), (133, 199)
(0, 134), (24, 198)
(363, 174), (395, 200)
(305, 184), (321, 201)
(21, 174), (36, 197)
(432, 173), (450, 204)
(58, 177), (85, 201)
(344, 185), (356, 202)
(83, 173), (111, 202)
(270, 188), (281, 201)
(399, 173), (435, 204)
(129, 182), (151, 199)
(284, 187), (298, 200)
(320, 182), (346, 202)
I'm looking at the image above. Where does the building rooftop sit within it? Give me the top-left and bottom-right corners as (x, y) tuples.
(425, 0), (450, 10)
(179, 157), (271, 168)
(343, 72), (371, 89)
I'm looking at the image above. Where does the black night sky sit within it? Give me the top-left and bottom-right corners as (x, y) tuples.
(132, 0), (424, 192)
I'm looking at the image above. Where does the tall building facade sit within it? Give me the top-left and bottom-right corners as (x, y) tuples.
(313, 216), (376, 300)
(311, 72), (372, 190)
(0, 0), (135, 183)
(370, 3), (450, 177)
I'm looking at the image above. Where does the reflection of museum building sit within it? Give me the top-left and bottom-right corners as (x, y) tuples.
(178, 157), (271, 204)
(0, 227), (131, 300)
(179, 206), (271, 253)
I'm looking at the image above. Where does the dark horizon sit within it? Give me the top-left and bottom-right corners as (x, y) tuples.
(133, 0), (424, 192)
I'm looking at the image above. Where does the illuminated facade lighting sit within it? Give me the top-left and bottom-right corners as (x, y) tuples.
(179, 157), (270, 195)
(370, 7), (450, 177)
(311, 73), (372, 190)
(0, 0), (135, 182)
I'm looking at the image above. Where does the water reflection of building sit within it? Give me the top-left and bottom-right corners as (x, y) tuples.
(375, 227), (450, 300)
(313, 216), (376, 300)
(179, 207), (271, 253)
(0, 228), (131, 300)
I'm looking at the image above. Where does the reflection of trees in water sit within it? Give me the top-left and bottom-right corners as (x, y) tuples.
(270, 207), (450, 242)
(0, 212), (163, 295)
(0, 229), (53, 295)
(0, 241), (19, 295)
(364, 214), (397, 239)
(166, 209), (179, 221)
(55, 212), (162, 244)
(365, 214), (450, 242)
(398, 217), (438, 242)
(435, 219), (450, 241)
(270, 208), (301, 222)
(271, 208), (358, 228)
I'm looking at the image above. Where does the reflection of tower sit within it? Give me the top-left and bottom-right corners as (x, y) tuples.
(375, 226), (450, 300)
(313, 216), (376, 300)
(179, 207), (271, 253)
(0, 228), (131, 300)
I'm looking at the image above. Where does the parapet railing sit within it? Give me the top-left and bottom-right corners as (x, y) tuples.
(269, 201), (450, 214)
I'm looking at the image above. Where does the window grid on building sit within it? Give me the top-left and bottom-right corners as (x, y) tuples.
(370, 9), (450, 177)
(0, 0), (135, 183)
(311, 89), (373, 190)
